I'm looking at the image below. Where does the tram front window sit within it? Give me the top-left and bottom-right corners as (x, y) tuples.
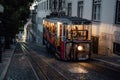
(71, 30), (88, 40)
(66, 25), (89, 40)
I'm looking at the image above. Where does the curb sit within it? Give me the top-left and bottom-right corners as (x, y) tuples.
(93, 58), (120, 68)
(0, 46), (15, 80)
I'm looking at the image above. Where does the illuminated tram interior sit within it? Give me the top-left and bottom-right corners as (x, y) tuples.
(43, 17), (92, 61)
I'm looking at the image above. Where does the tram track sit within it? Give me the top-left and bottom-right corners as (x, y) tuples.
(20, 43), (49, 80)
(20, 43), (68, 80)
(78, 60), (120, 80)
(4, 43), (38, 80)
(21, 43), (120, 80)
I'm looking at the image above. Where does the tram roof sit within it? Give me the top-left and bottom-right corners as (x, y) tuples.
(44, 16), (92, 25)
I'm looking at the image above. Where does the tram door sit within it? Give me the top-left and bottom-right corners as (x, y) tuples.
(91, 36), (99, 54)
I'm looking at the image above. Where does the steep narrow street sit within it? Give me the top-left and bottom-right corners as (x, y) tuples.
(5, 42), (120, 80)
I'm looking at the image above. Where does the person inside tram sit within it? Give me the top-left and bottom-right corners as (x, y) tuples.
(72, 26), (81, 39)
(75, 26), (82, 38)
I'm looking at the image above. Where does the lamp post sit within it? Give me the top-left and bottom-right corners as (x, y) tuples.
(0, 4), (4, 63)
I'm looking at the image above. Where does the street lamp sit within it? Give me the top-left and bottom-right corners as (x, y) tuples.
(0, 4), (4, 63)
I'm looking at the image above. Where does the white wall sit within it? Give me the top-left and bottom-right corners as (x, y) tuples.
(101, 0), (116, 24)
(34, 0), (120, 55)
(66, 0), (92, 20)
(35, 0), (52, 43)
(36, 0), (51, 32)
(37, 0), (51, 18)
(71, 0), (78, 16)
(65, 0), (120, 55)
(83, 0), (93, 20)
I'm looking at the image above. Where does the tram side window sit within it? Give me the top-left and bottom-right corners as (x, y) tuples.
(46, 22), (49, 30)
(66, 25), (71, 40)
(48, 23), (52, 33)
(53, 24), (56, 35)
(50, 23), (56, 36)
(60, 24), (62, 36)
(50, 23), (53, 33)
(45, 21), (49, 30)
(57, 24), (63, 48)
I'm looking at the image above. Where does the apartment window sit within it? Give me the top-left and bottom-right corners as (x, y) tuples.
(53, 0), (57, 11)
(68, 3), (72, 16)
(113, 42), (120, 55)
(62, 0), (65, 8)
(92, 0), (101, 21)
(47, 0), (48, 10)
(116, 0), (120, 24)
(42, 2), (43, 10)
(45, 1), (47, 10)
(77, 1), (83, 18)
(58, 0), (62, 11)
(44, 2), (46, 10)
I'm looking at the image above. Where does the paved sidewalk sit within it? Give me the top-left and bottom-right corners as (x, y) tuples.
(91, 53), (120, 68)
(0, 45), (15, 80)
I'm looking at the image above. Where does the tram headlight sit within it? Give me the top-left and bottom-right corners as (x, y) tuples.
(77, 45), (84, 51)
(77, 44), (89, 51)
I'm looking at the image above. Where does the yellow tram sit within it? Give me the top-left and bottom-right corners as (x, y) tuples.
(43, 16), (92, 61)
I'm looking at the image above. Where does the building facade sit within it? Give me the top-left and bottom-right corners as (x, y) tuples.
(29, 0), (120, 56)
(36, 0), (50, 43)
(65, 0), (120, 56)
(30, 0), (66, 43)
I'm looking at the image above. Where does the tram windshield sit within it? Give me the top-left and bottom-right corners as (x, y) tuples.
(66, 25), (91, 40)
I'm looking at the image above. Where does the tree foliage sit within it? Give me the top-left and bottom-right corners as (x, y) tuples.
(0, 0), (34, 37)
(0, 0), (34, 48)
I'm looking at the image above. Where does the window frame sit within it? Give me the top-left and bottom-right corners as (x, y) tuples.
(77, 1), (84, 18)
(67, 3), (72, 16)
(113, 42), (120, 55)
(115, 0), (120, 24)
(92, 0), (102, 22)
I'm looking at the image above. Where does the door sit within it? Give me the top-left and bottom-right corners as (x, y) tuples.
(91, 36), (99, 54)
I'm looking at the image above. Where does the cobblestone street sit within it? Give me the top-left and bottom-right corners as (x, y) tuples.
(4, 45), (37, 80)
(1, 42), (120, 80)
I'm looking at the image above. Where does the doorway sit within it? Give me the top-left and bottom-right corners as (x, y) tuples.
(91, 36), (99, 54)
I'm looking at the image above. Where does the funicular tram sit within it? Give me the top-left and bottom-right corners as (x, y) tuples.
(43, 16), (92, 61)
